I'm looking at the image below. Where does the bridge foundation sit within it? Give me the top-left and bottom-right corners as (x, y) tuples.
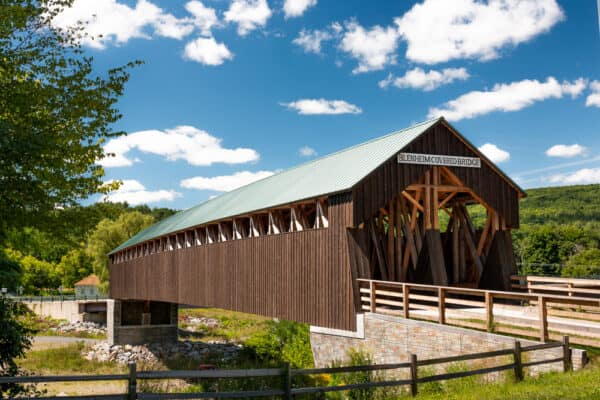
(311, 313), (587, 375)
(107, 300), (178, 345)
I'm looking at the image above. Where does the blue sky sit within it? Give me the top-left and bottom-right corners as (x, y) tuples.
(54, 0), (600, 210)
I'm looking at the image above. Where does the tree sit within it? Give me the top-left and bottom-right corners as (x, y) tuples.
(562, 248), (600, 278)
(57, 248), (92, 287)
(0, 296), (35, 397)
(0, 0), (139, 241)
(0, 251), (22, 293)
(86, 212), (154, 289)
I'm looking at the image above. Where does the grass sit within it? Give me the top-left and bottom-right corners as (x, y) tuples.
(179, 307), (271, 343)
(414, 363), (600, 400)
(18, 342), (125, 375)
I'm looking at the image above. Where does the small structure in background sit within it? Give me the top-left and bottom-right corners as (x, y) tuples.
(74, 274), (101, 298)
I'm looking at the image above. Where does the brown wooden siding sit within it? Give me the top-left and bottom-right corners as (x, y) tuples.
(353, 123), (520, 228)
(110, 192), (357, 331)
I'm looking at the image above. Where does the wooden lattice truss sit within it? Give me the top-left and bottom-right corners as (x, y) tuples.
(356, 166), (513, 288)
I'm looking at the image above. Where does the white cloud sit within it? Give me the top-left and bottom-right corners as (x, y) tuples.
(546, 144), (588, 158)
(102, 179), (181, 205)
(185, 1), (220, 36)
(181, 170), (274, 192)
(478, 143), (510, 163)
(283, 0), (317, 18)
(184, 37), (234, 65)
(339, 21), (400, 73)
(586, 81), (600, 108)
(548, 168), (600, 185)
(299, 146), (317, 157)
(395, 0), (564, 64)
(52, 0), (196, 49)
(428, 77), (587, 121)
(282, 99), (362, 115)
(99, 126), (259, 167)
(224, 0), (272, 36)
(379, 67), (469, 91)
(293, 29), (332, 54)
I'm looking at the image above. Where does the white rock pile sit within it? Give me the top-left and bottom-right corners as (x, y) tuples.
(83, 341), (242, 365)
(51, 321), (106, 336)
(181, 316), (220, 331)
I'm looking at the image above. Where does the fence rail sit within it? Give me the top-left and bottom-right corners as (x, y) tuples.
(511, 275), (600, 298)
(0, 340), (570, 399)
(357, 278), (600, 346)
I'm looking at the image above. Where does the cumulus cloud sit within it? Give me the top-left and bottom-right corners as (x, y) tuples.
(546, 144), (588, 158)
(102, 179), (181, 205)
(185, 0), (220, 36)
(428, 77), (587, 121)
(478, 143), (510, 163)
(299, 146), (317, 157)
(224, 0), (272, 36)
(587, 81), (600, 108)
(184, 37), (234, 65)
(99, 126), (259, 167)
(339, 21), (400, 73)
(379, 67), (469, 91)
(181, 170), (274, 192)
(547, 168), (600, 185)
(283, 0), (317, 18)
(293, 29), (332, 54)
(282, 99), (362, 115)
(52, 0), (196, 49)
(395, 0), (564, 64)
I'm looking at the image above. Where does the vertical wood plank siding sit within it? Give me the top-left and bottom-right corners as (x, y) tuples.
(353, 123), (520, 228)
(110, 193), (357, 331)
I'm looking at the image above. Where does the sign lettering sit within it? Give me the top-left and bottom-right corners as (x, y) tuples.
(397, 153), (481, 168)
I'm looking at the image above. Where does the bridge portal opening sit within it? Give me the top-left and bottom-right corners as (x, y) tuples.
(348, 166), (515, 291)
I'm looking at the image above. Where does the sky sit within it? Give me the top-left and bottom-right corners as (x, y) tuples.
(54, 0), (600, 210)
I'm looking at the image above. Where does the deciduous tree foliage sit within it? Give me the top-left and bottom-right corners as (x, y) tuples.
(86, 211), (154, 290)
(0, 296), (35, 397)
(0, 0), (139, 240)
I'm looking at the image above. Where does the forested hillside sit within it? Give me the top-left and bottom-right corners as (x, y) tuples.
(0, 203), (177, 295)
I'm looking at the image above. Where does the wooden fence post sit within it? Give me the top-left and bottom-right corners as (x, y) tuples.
(409, 354), (418, 397)
(538, 296), (548, 342)
(128, 363), (137, 400)
(370, 281), (377, 313)
(563, 336), (572, 372)
(438, 287), (445, 324)
(283, 362), (292, 400)
(513, 341), (523, 382)
(485, 292), (494, 332)
(403, 284), (410, 319)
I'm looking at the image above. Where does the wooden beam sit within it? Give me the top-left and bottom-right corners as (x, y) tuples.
(369, 219), (388, 281)
(438, 191), (458, 209)
(477, 212), (492, 256)
(402, 191), (424, 212)
(387, 202), (396, 281)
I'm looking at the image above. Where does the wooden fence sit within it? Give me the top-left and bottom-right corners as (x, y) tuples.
(511, 275), (600, 298)
(357, 279), (600, 346)
(0, 340), (571, 399)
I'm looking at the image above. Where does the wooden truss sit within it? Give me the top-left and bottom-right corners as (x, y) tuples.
(353, 166), (513, 289)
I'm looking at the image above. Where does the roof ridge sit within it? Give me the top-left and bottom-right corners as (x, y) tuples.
(183, 117), (442, 213)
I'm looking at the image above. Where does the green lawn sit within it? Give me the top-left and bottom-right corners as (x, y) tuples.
(415, 364), (600, 400)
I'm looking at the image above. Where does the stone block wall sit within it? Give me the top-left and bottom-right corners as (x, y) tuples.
(311, 313), (587, 376)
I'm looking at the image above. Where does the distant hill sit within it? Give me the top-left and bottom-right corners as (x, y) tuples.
(520, 184), (600, 226)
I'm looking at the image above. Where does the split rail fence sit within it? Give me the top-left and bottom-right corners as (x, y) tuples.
(357, 278), (600, 346)
(0, 339), (571, 399)
(511, 275), (600, 298)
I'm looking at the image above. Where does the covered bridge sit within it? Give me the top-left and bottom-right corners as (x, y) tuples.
(109, 117), (524, 332)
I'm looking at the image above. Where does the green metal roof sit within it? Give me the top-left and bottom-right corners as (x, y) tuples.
(110, 117), (445, 254)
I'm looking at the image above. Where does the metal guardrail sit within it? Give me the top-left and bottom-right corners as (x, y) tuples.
(0, 340), (571, 399)
(7, 294), (108, 302)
